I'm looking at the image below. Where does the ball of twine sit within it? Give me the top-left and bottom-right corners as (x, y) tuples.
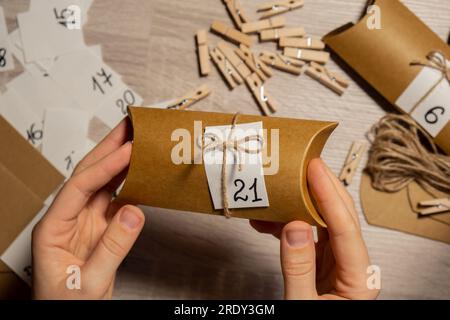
(366, 114), (450, 194)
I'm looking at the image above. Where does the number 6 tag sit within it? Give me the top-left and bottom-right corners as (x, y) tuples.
(203, 121), (269, 210)
(411, 79), (450, 137)
(397, 56), (450, 138)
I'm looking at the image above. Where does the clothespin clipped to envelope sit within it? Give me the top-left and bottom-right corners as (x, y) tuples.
(339, 141), (367, 186)
(284, 47), (330, 64)
(209, 47), (243, 89)
(245, 73), (278, 116)
(211, 21), (253, 47)
(257, 0), (304, 19)
(223, 0), (249, 30)
(235, 45), (273, 81)
(259, 50), (305, 75)
(279, 36), (325, 50)
(305, 62), (349, 95)
(166, 85), (211, 110)
(417, 198), (450, 216)
(260, 26), (305, 41)
(241, 16), (285, 34)
(196, 30), (210, 76)
(217, 41), (252, 80)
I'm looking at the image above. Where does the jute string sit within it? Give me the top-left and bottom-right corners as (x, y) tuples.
(366, 114), (450, 194)
(203, 113), (263, 218)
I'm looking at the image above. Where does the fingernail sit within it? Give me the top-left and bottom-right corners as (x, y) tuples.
(286, 229), (310, 248)
(120, 209), (141, 229)
(124, 141), (133, 149)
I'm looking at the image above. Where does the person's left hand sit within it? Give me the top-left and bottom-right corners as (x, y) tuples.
(32, 119), (145, 300)
(250, 159), (377, 300)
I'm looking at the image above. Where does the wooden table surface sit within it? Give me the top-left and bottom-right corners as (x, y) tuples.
(1, 0), (449, 299)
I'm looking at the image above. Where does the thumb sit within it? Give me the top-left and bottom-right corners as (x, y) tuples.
(280, 221), (318, 300)
(83, 205), (145, 290)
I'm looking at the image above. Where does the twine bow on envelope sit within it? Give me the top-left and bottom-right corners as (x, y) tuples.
(410, 50), (450, 113)
(202, 113), (264, 218)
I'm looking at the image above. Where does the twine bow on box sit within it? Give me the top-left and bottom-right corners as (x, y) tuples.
(409, 50), (450, 113)
(202, 113), (264, 218)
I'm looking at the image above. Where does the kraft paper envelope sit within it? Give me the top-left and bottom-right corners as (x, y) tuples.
(361, 173), (450, 244)
(0, 116), (64, 297)
(118, 107), (337, 227)
(323, 0), (450, 154)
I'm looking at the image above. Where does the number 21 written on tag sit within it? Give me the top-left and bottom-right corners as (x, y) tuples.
(234, 178), (263, 203)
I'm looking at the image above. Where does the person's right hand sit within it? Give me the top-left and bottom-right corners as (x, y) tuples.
(251, 158), (380, 300)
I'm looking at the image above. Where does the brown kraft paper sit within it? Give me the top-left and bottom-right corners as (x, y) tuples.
(0, 116), (64, 256)
(360, 173), (450, 244)
(118, 107), (338, 227)
(0, 116), (64, 296)
(323, 0), (450, 154)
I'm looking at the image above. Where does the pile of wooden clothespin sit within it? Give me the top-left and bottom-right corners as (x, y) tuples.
(193, 0), (349, 115)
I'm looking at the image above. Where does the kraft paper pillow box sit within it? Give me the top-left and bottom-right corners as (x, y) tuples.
(0, 116), (64, 298)
(118, 107), (337, 227)
(323, 0), (450, 155)
(322, 0), (450, 243)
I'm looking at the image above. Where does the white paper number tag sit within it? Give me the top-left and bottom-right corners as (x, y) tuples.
(410, 79), (450, 137)
(0, 89), (43, 147)
(50, 50), (125, 111)
(7, 70), (81, 119)
(42, 108), (89, 177)
(93, 84), (143, 129)
(0, 6), (14, 72)
(1, 203), (49, 286)
(17, 0), (86, 62)
(396, 59), (450, 138)
(203, 121), (269, 210)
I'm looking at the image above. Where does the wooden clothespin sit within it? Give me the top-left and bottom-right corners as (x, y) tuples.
(217, 41), (252, 80)
(260, 27), (305, 41)
(209, 47), (243, 89)
(417, 198), (450, 216)
(166, 85), (211, 110)
(211, 21), (253, 47)
(245, 73), (278, 116)
(196, 30), (210, 76)
(223, 0), (249, 30)
(257, 0), (304, 19)
(235, 45), (273, 81)
(284, 47), (330, 64)
(259, 50), (305, 75)
(241, 16), (285, 34)
(279, 36), (325, 50)
(339, 141), (367, 186)
(305, 62), (349, 95)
